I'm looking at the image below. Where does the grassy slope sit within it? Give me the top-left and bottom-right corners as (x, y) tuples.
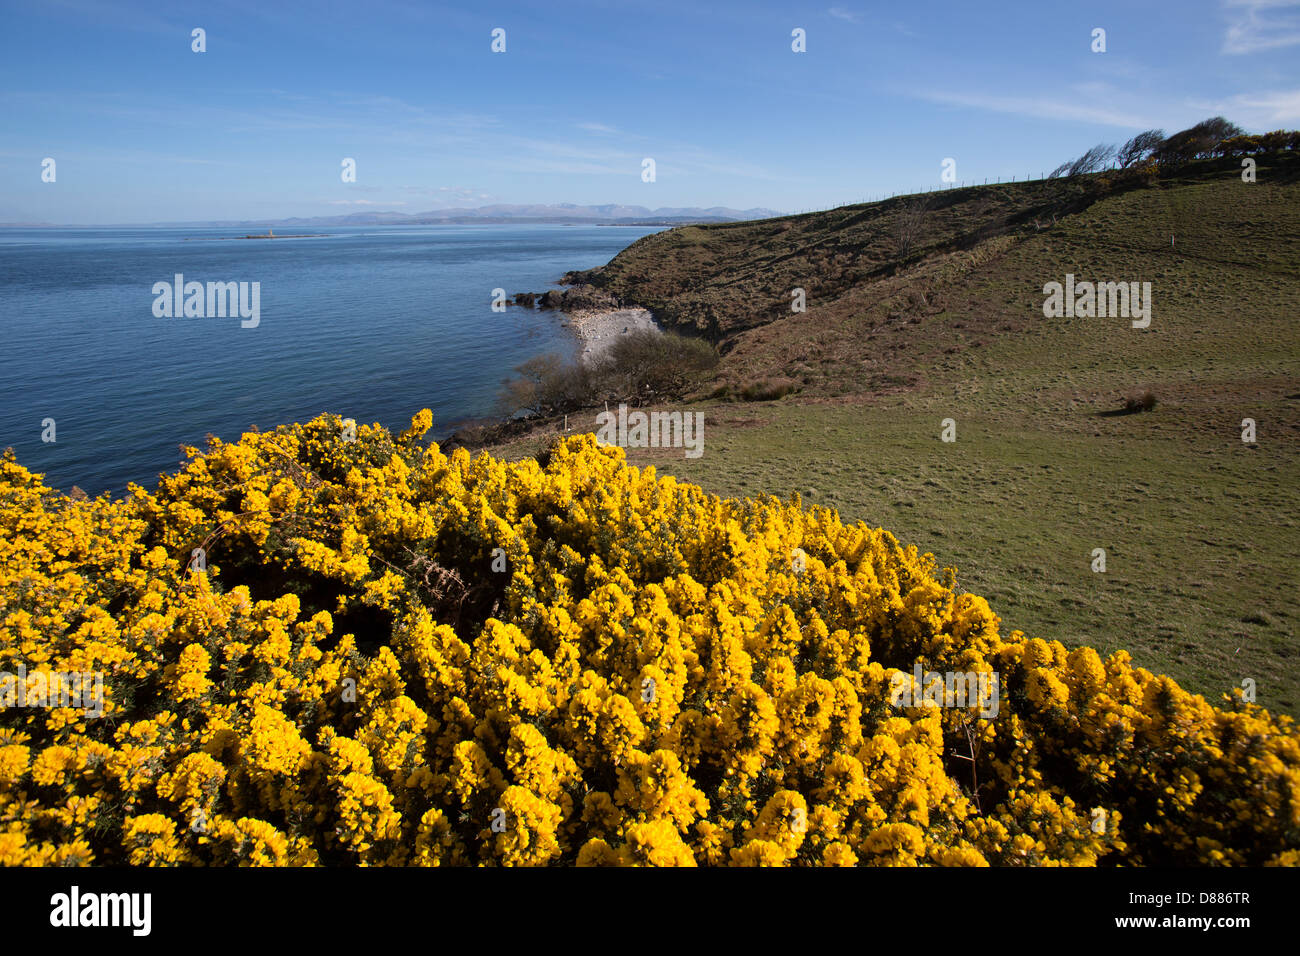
(491, 155), (1300, 715)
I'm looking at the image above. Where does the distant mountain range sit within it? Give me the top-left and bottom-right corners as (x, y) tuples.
(1, 204), (786, 229)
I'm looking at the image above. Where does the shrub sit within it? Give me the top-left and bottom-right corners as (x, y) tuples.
(740, 379), (798, 402)
(1, 412), (1296, 866)
(894, 200), (928, 256)
(1216, 135), (1254, 157)
(501, 352), (594, 417)
(1124, 390), (1158, 413)
(500, 331), (719, 417)
(1154, 117), (1244, 164)
(589, 330), (719, 406)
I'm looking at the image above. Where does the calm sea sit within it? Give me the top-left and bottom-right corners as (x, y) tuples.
(0, 224), (661, 496)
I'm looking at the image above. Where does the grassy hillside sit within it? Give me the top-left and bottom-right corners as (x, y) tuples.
(564, 161), (1174, 342)
(492, 153), (1300, 715)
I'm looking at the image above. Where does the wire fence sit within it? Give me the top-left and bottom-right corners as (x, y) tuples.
(782, 164), (1132, 216)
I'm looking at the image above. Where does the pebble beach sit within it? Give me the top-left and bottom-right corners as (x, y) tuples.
(562, 307), (660, 363)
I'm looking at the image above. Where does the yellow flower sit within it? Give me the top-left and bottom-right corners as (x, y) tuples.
(0, 415), (1294, 868)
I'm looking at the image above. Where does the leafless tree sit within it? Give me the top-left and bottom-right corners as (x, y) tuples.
(1066, 143), (1118, 176)
(1117, 129), (1165, 167)
(895, 198), (928, 255)
(1049, 142), (1119, 178)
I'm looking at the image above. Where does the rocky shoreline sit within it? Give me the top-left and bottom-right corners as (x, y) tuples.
(564, 307), (659, 362)
(445, 281), (667, 451)
(505, 283), (661, 363)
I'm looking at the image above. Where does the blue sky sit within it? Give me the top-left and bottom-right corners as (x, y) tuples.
(2, 0), (1298, 224)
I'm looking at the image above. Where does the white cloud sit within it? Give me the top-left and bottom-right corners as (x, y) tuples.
(917, 89), (1154, 129)
(1189, 88), (1300, 125)
(828, 7), (861, 23)
(1223, 0), (1300, 54)
(576, 121), (620, 134)
(326, 199), (407, 206)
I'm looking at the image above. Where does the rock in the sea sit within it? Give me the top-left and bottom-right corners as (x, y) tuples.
(512, 292), (537, 308)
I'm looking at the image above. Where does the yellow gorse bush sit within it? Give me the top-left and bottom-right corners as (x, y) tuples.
(1, 409), (1296, 866)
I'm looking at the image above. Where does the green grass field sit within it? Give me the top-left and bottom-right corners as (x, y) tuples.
(486, 155), (1300, 715)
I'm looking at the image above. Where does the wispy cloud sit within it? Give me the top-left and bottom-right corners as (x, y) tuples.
(393, 186), (499, 206)
(1189, 88), (1300, 125)
(472, 133), (781, 181)
(828, 7), (861, 23)
(576, 121), (620, 134)
(11, 145), (234, 166)
(1223, 0), (1300, 54)
(916, 88), (1154, 129)
(326, 199), (407, 206)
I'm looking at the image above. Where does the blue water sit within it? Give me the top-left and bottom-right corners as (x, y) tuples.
(0, 224), (662, 497)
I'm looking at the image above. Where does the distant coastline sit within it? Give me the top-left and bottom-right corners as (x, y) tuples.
(184, 233), (330, 241)
(1, 203), (781, 231)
